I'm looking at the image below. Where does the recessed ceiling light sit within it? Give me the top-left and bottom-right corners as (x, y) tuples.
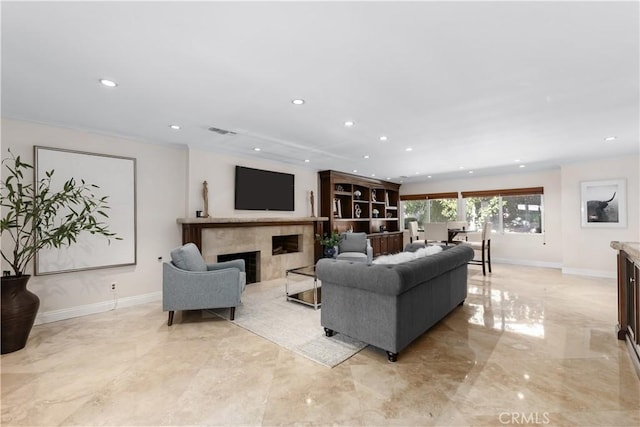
(363, 155), (370, 159)
(291, 99), (305, 105)
(304, 159), (310, 163)
(428, 175), (432, 179)
(405, 147), (413, 152)
(253, 147), (261, 151)
(99, 78), (117, 87)
(604, 136), (617, 141)
(386, 177), (391, 180)
(468, 171), (474, 174)
(169, 124), (181, 130)
(352, 169), (358, 173)
(459, 166), (465, 170)
(519, 164), (526, 168)
(514, 159), (521, 163)
(344, 121), (355, 127)
(380, 136), (388, 141)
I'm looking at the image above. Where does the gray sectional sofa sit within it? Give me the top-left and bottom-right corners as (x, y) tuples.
(316, 244), (474, 362)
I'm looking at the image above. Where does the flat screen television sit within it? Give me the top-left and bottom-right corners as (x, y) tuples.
(234, 166), (295, 211)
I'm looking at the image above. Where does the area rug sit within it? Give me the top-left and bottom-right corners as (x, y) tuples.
(210, 280), (367, 367)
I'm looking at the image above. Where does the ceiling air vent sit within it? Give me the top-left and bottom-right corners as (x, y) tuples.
(208, 126), (236, 136)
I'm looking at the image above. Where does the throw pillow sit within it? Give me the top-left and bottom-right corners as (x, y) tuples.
(170, 243), (207, 271)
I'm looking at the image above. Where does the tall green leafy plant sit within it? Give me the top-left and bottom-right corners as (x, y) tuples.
(0, 150), (120, 276)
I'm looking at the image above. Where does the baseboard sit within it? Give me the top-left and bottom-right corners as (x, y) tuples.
(34, 291), (162, 325)
(561, 267), (616, 279)
(492, 258), (615, 278)
(491, 257), (562, 269)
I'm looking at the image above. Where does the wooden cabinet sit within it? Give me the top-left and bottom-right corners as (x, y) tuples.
(319, 170), (403, 256)
(614, 244), (640, 378)
(369, 232), (403, 256)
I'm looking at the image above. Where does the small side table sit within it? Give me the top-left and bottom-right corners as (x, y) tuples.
(285, 265), (321, 309)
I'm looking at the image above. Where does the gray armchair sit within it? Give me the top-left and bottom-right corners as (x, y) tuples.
(163, 243), (246, 326)
(336, 232), (373, 264)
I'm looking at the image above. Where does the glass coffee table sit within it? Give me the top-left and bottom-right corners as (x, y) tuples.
(285, 265), (321, 309)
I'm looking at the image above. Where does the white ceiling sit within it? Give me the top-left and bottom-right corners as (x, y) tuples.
(2, 1), (638, 183)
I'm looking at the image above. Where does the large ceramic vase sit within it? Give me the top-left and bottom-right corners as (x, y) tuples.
(1, 275), (40, 354)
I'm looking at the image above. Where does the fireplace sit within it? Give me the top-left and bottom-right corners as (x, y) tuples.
(185, 217), (321, 281)
(272, 234), (301, 255)
(218, 251), (259, 284)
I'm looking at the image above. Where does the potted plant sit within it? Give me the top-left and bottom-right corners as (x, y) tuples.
(315, 231), (340, 258)
(0, 150), (119, 354)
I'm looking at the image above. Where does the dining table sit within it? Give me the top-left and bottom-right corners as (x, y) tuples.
(447, 228), (468, 243)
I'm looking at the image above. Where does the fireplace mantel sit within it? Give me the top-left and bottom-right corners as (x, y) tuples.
(178, 217), (328, 262)
(177, 217), (328, 227)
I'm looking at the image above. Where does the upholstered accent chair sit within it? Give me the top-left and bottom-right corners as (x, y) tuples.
(336, 232), (373, 264)
(461, 222), (492, 275)
(162, 243), (246, 325)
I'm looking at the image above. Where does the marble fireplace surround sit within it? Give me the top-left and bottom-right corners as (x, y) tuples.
(177, 217), (327, 281)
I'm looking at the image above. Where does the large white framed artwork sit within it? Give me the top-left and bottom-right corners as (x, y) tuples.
(580, 179), (627, 228)
(34, 146), (137, 275)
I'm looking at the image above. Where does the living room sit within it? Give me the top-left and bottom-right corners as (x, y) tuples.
(2, 1), (639, 425)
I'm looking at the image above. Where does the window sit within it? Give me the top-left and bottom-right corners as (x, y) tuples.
(401, 192), (458, 228)
(461, 187), (543, 234)
(463, 196), (502, 231)
(402, 187), (543, 234)
(402, 199), (428, 228)
(502, 194), (542, 233)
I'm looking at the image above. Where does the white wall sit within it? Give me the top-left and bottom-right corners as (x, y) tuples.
(0, 119), (320, 324)
(186, 148), (318, 219)
(3, 118), (637, 325)
(1, 119), (188, 323)
(560, 156), (640, 277)
(400, 154), (640, 277)
(400, 169), (563, 268)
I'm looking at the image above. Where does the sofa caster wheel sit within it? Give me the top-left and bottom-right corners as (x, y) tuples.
(387, 351), (398, 362)
(324, 327), (335, 337)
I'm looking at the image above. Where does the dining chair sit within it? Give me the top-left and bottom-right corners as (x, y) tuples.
(461, 222), (492, 275)
(408, 221), (420, 243)
(424, 222), (448, 245)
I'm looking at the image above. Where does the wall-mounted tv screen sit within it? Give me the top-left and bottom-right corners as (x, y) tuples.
(235, 166), (295, 211)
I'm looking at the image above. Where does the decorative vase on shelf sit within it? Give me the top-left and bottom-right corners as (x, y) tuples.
(355, 204), (362, 218)
(354, 190), (361, 200)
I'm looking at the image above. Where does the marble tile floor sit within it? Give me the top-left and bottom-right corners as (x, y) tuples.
(2, 264), (639, 426)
